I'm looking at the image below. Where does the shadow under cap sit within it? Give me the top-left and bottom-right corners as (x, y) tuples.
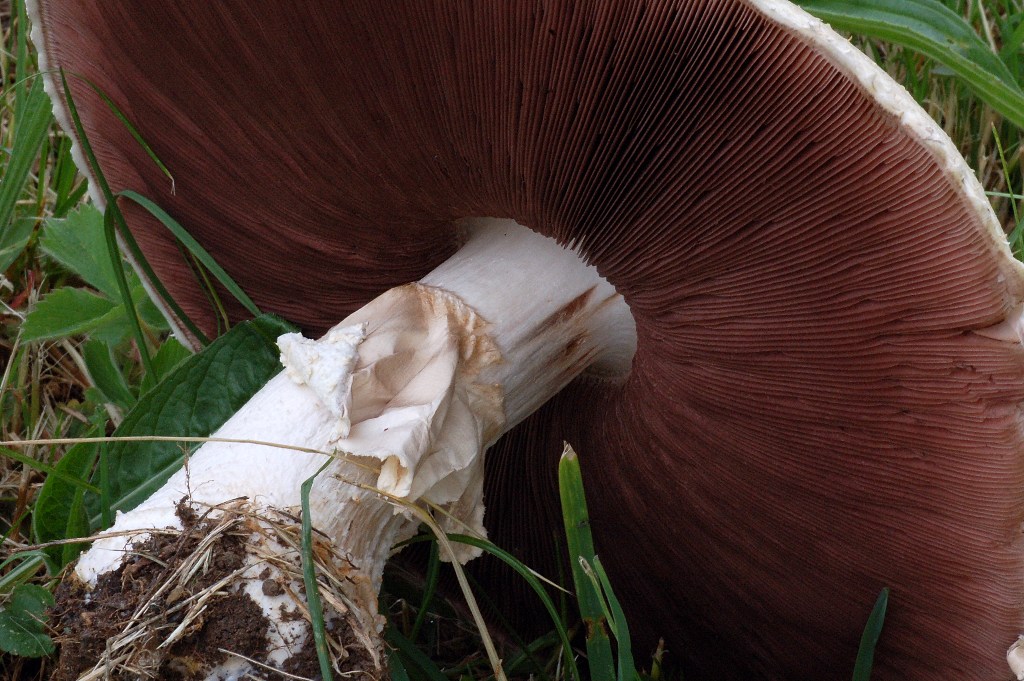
(30, 0), (1024, 678)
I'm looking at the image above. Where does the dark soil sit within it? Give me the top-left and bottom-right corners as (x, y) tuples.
(47, 504), (272, 681)
(47, 501), (385, 681)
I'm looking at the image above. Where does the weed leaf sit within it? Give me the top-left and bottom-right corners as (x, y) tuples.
(81, 339), (135, 410)
(21, 288), (117, 341)
(32, 440), (98, 567)
(139, 338), (192, 396)
(86, 314), (295, 527)
(0, 584), (55, 657)
(40, 205), (122, 299)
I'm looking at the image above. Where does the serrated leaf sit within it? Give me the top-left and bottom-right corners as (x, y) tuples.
(82, 339), (135, 410)
(32, 440), (98, 567)
(88, 284), (166, 346)
(0, 584), (55, 657)
(795, 0), (1024, 129)
(84, 301), (136, 346)
(88, 315), (295, 527)
(21, 288), (116, 341)
(40, 204), (122, 299)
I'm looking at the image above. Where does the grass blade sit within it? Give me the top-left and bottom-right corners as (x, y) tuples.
(301, 463), (334, 681)
(0, 77), (51, 234)
(117, 190), (262, 318)
(57, 69), (211, 346)
(448, 533), (581, 681)
(409, 539), (441, 643)
(70, 72), (175, 192)
(591, 556), (637, 681)
(559, 444), (615, 681)
(0, 446), (101, 495)
(102, 205), (155, 378)
(851, 587), (889, 681)
(57, 69), (155, 377)
(796, 0), (1024, 129)
(13, 0), (29, 106)
(386, 626), (450, 681)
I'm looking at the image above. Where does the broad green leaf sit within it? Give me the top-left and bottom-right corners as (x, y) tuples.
(796, 0), (1024, 129)
(139, 338), (192, 396)
(82, 339), (135, 410)
(88, 314), (295, 527)
(32, 440), (98, 567)
(0, 584), (55, 657)
(0, 78), (51, 234)
(84, 290), (152, 346)
(21, 287), (116, 341)
(40, 204), (121, 299)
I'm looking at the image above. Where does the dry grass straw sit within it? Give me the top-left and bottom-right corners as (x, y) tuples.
(5, 433), (502, 681)
(54, 496), (385, 681)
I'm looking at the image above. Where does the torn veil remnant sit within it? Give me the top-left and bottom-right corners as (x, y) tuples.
(29, 0), (1024, 679)
(62, 222), (633, 680)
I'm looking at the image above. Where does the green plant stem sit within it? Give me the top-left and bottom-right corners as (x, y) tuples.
(301, 462), (334, 681)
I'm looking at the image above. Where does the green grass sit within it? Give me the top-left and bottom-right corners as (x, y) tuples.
(1, 1), (1022, 680)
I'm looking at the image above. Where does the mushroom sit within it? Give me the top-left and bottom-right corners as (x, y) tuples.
(28, 1), (1024, 680)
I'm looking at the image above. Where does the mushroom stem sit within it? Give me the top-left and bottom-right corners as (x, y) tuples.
(64, 220), (635, 679)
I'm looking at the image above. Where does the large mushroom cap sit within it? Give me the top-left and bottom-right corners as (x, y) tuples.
(31, 1), (1024, 678)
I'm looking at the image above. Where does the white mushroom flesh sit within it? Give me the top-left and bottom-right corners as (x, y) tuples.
(73, 219), (636, 677)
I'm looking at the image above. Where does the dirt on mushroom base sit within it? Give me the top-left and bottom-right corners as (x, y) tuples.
(48, 500), (384, 681)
